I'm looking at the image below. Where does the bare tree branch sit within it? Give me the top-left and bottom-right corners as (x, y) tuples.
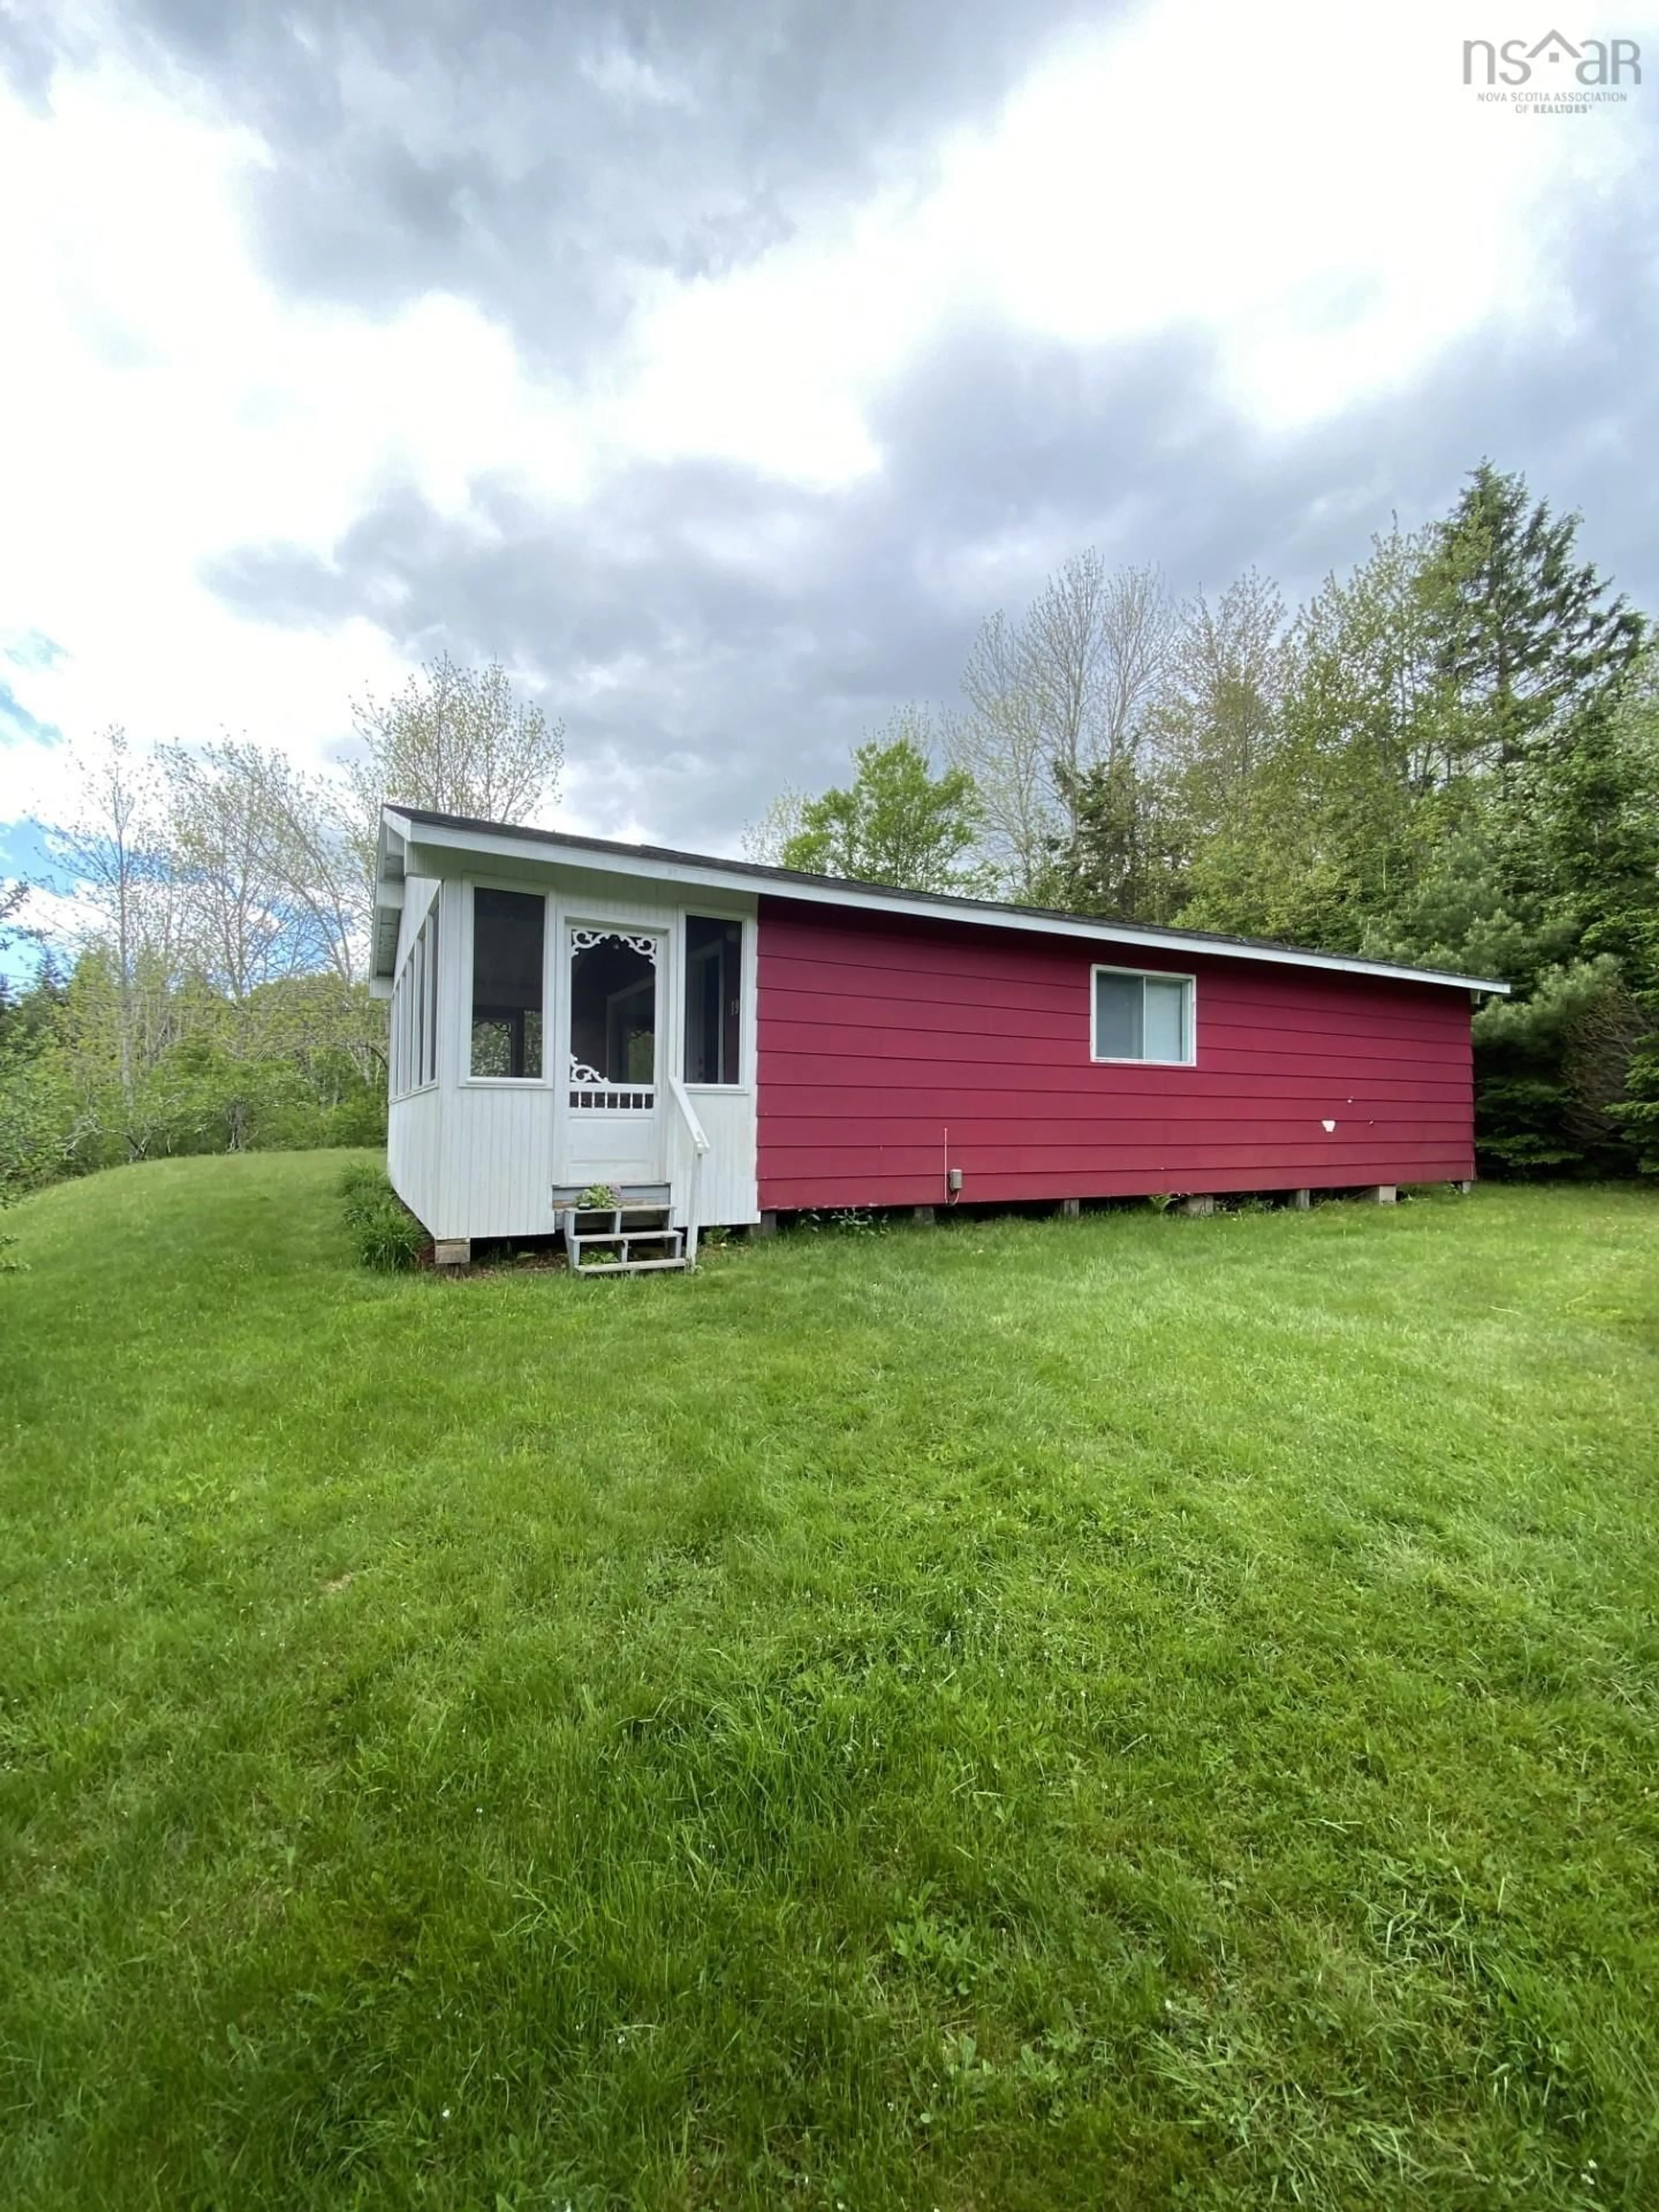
(47, 728), (183, 1106)
(346, 655), (566, 889)
(945, 610), (1056, 897)
(946, 557), (1176, 895)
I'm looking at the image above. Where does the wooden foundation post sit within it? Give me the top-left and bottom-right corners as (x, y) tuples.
(753, 1211), (779, 1239)
(1180, 1194), (1216, 1217)
(1059, 1198), (1081, 1219)
(1289, 1189), (1312, 1211)
(433, 1238), (470, 1267)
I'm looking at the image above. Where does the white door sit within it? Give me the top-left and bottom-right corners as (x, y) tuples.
(561, 923), (666, 1187)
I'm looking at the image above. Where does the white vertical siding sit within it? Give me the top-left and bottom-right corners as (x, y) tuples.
(675, 1090), (759, 1227)
(388, 1087), (443, 1229)
(435, 1086), (558, 1239)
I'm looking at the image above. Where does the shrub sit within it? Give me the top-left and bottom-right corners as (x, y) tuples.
(1473, 956), (1645, 1176)
(338, 1163), (428, 1271)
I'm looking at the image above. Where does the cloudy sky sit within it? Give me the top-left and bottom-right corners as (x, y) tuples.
(2, 0), (1657, 874)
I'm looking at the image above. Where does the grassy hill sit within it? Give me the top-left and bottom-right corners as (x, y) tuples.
(3, 1155), (1657, 2210)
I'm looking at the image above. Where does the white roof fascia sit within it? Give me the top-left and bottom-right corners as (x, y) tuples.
(383, 811), (1511, 996)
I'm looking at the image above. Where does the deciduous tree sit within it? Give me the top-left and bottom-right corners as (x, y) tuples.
(740, 787), (809, 866)
(946, 558), (1176, 896)
(48, 728), (184, 1113)
(782, 710), (990, 894)
(164, 741), (367, 988)
(346, 655), (565, 880)
(945, 611), (1058, 898)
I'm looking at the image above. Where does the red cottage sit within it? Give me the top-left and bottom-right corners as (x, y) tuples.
(372, 807), (1506, 1271)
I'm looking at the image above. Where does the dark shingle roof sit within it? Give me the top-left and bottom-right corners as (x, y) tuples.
(384, 803), (1508, 993)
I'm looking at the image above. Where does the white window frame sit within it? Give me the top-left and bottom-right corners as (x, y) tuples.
(681, 912), (748, 1091)
(422, 900), (440, 1087)
(412, 928), (426, 1086)
(392, 904), (442, 1099)
(1090, 963), (1197, 1067)
(462, 877), (553, 1088)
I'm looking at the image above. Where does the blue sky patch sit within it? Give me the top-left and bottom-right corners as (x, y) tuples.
(0, 819), (66, 883)
(0, 680), (61, 747)
(2, 629), (66, 674)
(0, 819), (80, 984)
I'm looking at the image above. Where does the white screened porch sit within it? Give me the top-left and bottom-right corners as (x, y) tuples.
(378, 820), (760, 1259)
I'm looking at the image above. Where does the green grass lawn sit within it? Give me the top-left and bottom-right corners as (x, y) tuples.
(2, 1157), (1657, 2210)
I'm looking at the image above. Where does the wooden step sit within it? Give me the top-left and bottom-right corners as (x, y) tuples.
(570, 1255), (689, 1277)
(569, 1231), (682, 1255)
(559, 1205), (674, 1234)
(563, 1211), (657, 1228)
(558, 1192), (693, 1278)
(565, 1219), (686, 1279)
(551, 1183), (670, 1208)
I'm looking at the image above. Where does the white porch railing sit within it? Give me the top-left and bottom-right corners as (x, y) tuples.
(667, 1073), (711, 1268)
(568, 1058), (654, 1112)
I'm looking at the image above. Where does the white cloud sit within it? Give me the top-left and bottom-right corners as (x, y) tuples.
(0, 0), (1652, 840)
(0, 54), (595, 822)
(613, 0), (1653, 465)
(578, 42), (698, 110)
(7, 878), (107, 949)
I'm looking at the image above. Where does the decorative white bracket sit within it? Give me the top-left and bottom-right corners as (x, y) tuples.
(570, 928), (657, 962)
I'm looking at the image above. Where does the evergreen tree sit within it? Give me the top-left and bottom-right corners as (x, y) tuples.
(1425, 461), (1643, 776)
(1616, 1021), (1659, 1176)
(1471, 960), (1646, 1176)
(1532, 645), (1659, 972)
(1598, 654), (1659, 1173)
(1038, 756), (1189, 925)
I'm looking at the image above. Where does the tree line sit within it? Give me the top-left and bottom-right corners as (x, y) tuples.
(751, 464), (1659, 1179)
(0, 662), (566, 1195)
(4, 460), (1655, 1201)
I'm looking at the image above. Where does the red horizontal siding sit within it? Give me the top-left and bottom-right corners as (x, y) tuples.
(763, 1029), (1468, 1078)
(756, 899), (1476, 1210)
(763, 1074), (1471, 1110)
(765, 1112), (1472, 1147)
(763, 966), (1466, 1045)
